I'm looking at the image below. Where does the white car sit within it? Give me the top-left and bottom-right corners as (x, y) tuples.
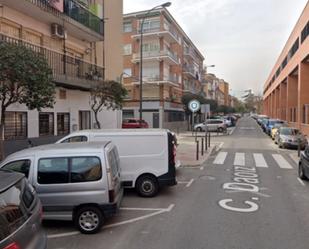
(194, 119), (227, 132)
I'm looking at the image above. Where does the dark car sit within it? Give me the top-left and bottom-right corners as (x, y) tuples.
(299, 146), (309, 180)
(0, 170), (46, 249)
(122, 118), (149, 129)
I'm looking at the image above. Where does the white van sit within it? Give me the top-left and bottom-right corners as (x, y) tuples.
(57, 129), (177, 197)
(0, 142), (123, 234)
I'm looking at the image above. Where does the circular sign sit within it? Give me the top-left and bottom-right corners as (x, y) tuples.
(188, 99), (201, 113)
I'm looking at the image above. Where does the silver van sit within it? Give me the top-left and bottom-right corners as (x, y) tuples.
(0, 142), (123, 234)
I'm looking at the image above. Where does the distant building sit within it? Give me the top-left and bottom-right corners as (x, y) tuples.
(122, 8), (204, 129)
(218, 80), (230, 106)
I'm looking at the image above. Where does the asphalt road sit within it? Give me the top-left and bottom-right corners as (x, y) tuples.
(48, 117), (309, 249)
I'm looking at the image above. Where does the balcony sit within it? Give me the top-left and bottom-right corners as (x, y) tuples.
(184, 48), (196, 60)
(0, 33), (104, 90)
(183, 65), (198, 79)
(2, 0), (104, 41)
(131, 75), (178, 87)
(132, 50), (179, 65)
(131, 27), (180, 44)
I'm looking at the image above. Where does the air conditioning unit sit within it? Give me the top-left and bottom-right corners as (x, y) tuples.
(51, 23), (66, 39)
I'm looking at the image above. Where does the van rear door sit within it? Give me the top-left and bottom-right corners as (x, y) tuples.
(105, 145), (123, 204)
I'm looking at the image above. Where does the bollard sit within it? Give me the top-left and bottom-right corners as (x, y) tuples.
(205, 133), (208, 151)
(201, 138), (204, 156)
(196, 140), (199, 161)
(208, 132), (211, 148)
(298, 138), (301, 157)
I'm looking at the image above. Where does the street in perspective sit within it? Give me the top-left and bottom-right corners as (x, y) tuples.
(1, 0), (309, 249)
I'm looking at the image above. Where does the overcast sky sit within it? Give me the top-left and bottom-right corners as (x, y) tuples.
(124, 0), (308, 98)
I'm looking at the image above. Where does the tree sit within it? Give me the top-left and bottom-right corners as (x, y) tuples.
(90, 80), (127, 129)
(0, 42), (55, 159)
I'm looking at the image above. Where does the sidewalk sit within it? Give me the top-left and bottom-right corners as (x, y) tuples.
(176, 133), (216, 167)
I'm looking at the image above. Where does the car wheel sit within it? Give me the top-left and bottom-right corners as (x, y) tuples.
(299, 163), (308, 180)
(218, 127), (224, 133)
(197, 127), (202, 132)
(136, 175), (159, 198)
(74, 206), (104, 234)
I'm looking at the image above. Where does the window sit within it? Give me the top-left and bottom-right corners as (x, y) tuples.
(2, 160), (31, 178)
(38, 158), (69, 184)
(62, 136), (88, 143)
(107, 148), (120, 178)
(4, 112), (27, 140)
(140, 18), (160, 32)
(39, 113), (54, 136)
(123, 68), (132, 78)
(123, 44), (132, 55)
(59, 89), (67, 99)
(301, 21), (309, 43)
(38, 157), (102, 184)
(79, 111), (91, 130)
(57, 113), (70, 135)
(123, 22), (132, 33)
(71, 157), (102, 183)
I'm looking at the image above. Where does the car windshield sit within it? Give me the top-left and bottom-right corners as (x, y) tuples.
(280, 128), (299, 136)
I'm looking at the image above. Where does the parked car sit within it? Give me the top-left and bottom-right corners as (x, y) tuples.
(194, 119), (227, 132)
(0, 170), (46, 249)
(298, 146), (309, 180)
(261, 118), (269, 132)
(271, 123), (288, 140)
(122, 118), (149, 129)
(275, 127), (308, 149)
(265, 119), (285, 136)
(57, 129), (177, 197)
(0, 142), (123, 234)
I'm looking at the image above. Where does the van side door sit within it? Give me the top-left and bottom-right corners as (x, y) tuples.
(1, 157), (34, 181)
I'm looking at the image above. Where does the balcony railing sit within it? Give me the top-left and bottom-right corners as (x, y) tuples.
(27, 0), (103, 35)
(0, 33), (104, 88)
(132, 50), (179, 64)
(132, 75), (178, 86)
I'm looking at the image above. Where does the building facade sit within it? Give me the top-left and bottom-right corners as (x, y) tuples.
(218, 80), (230, 106)
(263, 2), (309, 135)
(0, 0), (123, 147)
(122, 8), (204, 129)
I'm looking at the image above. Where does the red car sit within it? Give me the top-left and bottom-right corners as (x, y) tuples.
(122, 118), (149, 129)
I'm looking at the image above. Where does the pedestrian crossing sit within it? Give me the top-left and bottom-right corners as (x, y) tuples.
(212, 151), (295, 169)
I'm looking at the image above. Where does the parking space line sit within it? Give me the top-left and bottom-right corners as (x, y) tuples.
(120, 207), (166, 211)
(186, 179), (194, 187)
(48, 204), (175, 239)
(297, 177), (306, 186)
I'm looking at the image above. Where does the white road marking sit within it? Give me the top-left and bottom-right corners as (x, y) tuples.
(225, 190), (271, 198)
(289, 153), (299, 165)
(229, 127), (236, 135)
(200, 166), (204, 170)
(216, 142), (224, 152)
(253, 153), (268, 168)
(234, 153), (245, 166)
(272, 154), (293, 169)
(120, 207), (167, 211)
(213, 152), (228, 165)
(48, 204), (175, 239)
(177, 181), (190, 184)
(297, 177), (306, 186)
(186, 179), (194, 187)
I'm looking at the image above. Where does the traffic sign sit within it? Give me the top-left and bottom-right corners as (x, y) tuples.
(188, 99), (201, 113)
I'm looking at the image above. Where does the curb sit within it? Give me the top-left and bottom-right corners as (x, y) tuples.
(178, 145), (217, 168)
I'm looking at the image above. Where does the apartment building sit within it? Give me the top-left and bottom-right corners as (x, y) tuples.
(263, 2), (309, 135)
(202, 73), (219, 101)
(0, 0), (123, 145)
(122, 8), (204, 129)
(219, 80), (230, 106)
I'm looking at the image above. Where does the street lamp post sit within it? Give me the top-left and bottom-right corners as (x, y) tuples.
(139, 2), (171, 121)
